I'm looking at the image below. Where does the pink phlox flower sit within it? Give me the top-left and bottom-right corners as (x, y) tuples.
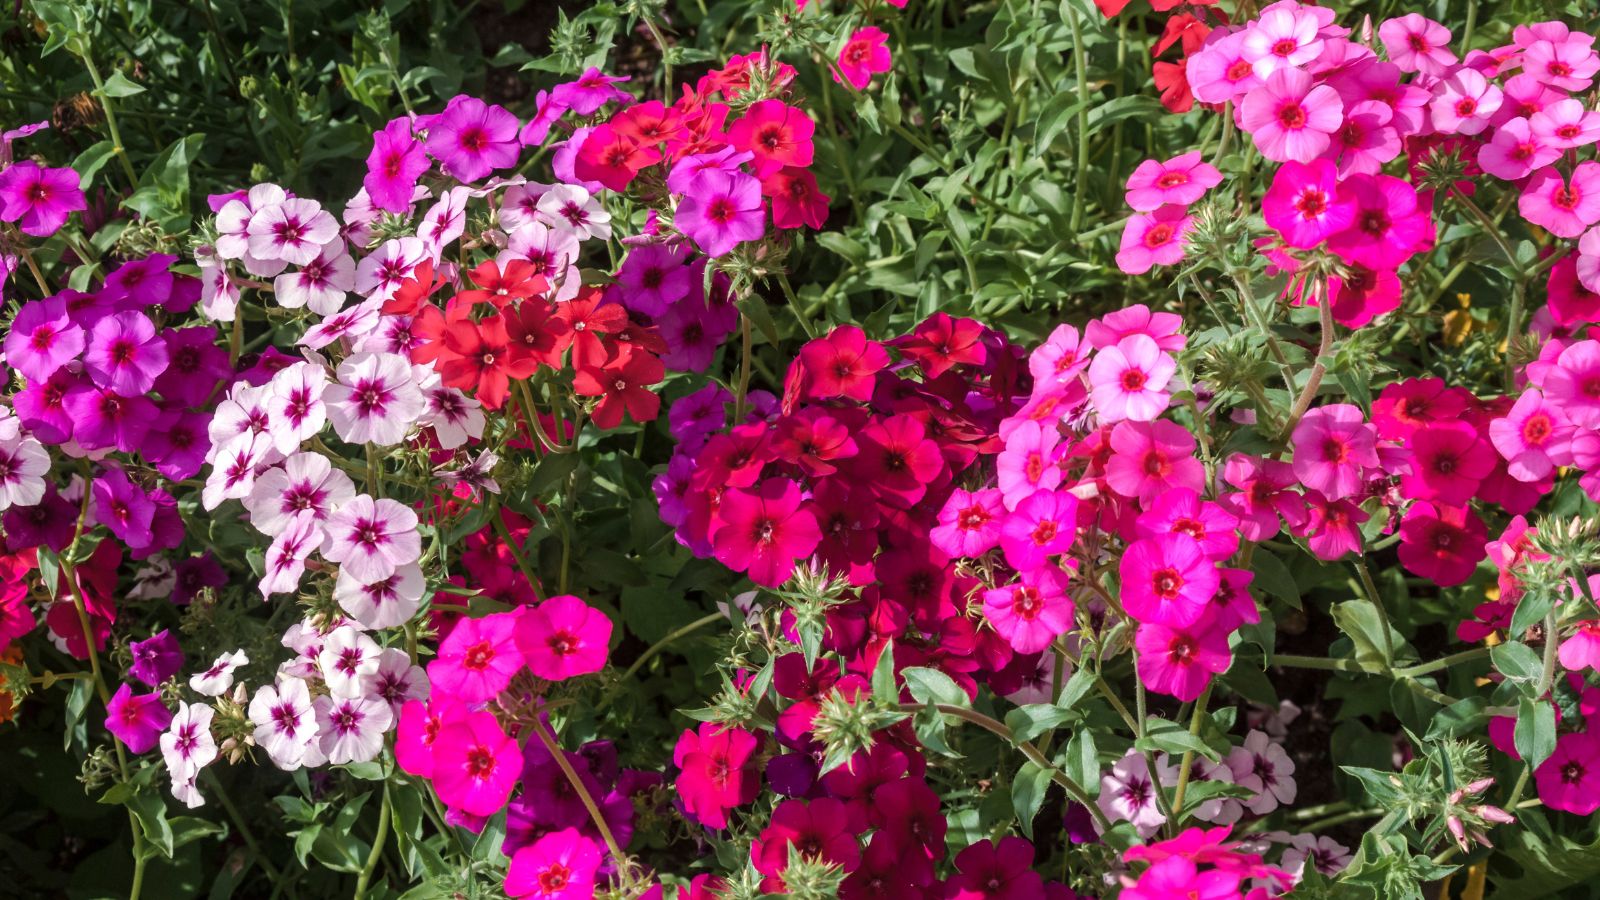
(1116, 205), (1193, 275)
(1238, 67), (1344, 164)
(1124, 151), (1223, 211)
(1378, 14), (1457, 75)
(516, 594), (613, 681)
(1088, 333), (1176, 422)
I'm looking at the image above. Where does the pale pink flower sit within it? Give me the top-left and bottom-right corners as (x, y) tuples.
(249, 677), (317, 769)
(322, 494), (422, 583)
(1239, 68), (1344, 163)
(313, 694), (393, 765)
(318, 625), (383, 698)
(1520, 164), (1600, 239)
(246, 451), (355, 538)
(335, 563), (425, 630)
(325, 352), (426, 445)
(1124, 151), (1223, 212)
(189, 649), (249, 697)
(355, 236), (428, 303)
(161, 702), (218, 783)
(1429, 69), (1502, 135)
(259, 515), (321, 597)
(536, 184), (611, 242)
(248, 198), (339, 266)
(1530, 98), (1600, 150)
(1227, 729), (1297, 815)
(1241, 7), (1325, 78)
(274, 242), (354, 316)
(1378, 14), (1456, 76)
(1099, 752), (1166, 838)
(266, 364), (332, 455)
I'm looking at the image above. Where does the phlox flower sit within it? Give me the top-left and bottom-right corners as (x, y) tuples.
(1325, 99), (1402, 178)
(1429, 69), (1501, 135)
(676, 170), (765, 258)
(275, 242), (354, 316)
(674, 723), (760, 829)
(396, 699), (468, 779)
(129, 628), (183, 686)
(1086, 303), (1186, 352)
(1398, 502), (1487, 587)
(751, 798), (861, 876)
(318, 625), (382, 698)
(1280, 834), (1353, 881)
(364, 647), (427, 714)
(1115, 205), (1193, 275)
(1227, 729), (1297, 815)
(996, 420), (1063, 509)
(944, 837), (1043, 899)
(259, 516), (320, 597)
(4, 297), (84, 382)
(425, 95), (522, 182)
(983, 569), (1073, 653)
(712, 478), (821, 587)
(313, 693), (393, 765)
(838, 27), (892, 90)
(189, 649), (248, 696)
(535, 183), (611, 242)
(419, 187), (469, 259)
(1136, 620), (1231, 702)
(1029, 323), (1090, 392)
(727, 100), (814, 177)
(160, 702), (217, 784)
(324, 351), (426, 445)
(1120, 533), (1219, 628)
(355, 236), (428, 303)
(322, 494), (422, 583)
(1217, 454), (1307, 541)
(419, 384), (487, 450)
(1541, 339), (1600, 425)
(249, 677), (317, 769)
(1240, 6), (1324, 78)
(429, 613), (523, 704)
(1135, 488), (1240, 561)
(105, 683), (173, 754)
(667, 147), (756, 196)
(516, 595), (612, 681)
(616, 244), (691, 317)
(247, 198), (338, 266)
(1188, 32), (1260, 106)
(1099, 753), (1166, 838)
(364, 117), (430, 214)
(214, 183), (285, 261)
(1521, 164), (1600, 239)
(1326, 173), (1433, 269)
(1088, 333), (1175, 422)
(551, 68), (630, 117)
(1123, 855), (1242, 900)
(0, 433), (48, 511)
(266, 365), (331, 455)
(84, 311), (168, 396)
(1290, 404), (1378, 500)
(797, 325), (889, 401)
(1401, 421), (1495, 506)
(433, 710), (523, 817)
(1296, 490), (1369, 560)
(155, 327), (231, 408)
(932, 488), (1006, 558)
(1378, 14), (1456, 75)
(1531, 98), (1600, 150)
(66, 383), (158, 453)
(299, 294), (379, 348)
(1104, 420), (1205, 505)
(1490, 390), (1574, 482)
(1125, 151), (1222, 212)
(762, 166), (831, 230)
(1534, 731), (1600, 815)
(1261, 159), (1354, 248)
(92, 468), (156, 551)
(335, 563), (424, 631)
(0, 161), (85, 237)
(1478, 117), (1560, 181)
(572, 346), (665, 430)
(1239, 68), (1343, 164)
(1560, 620), (1600, 672)
(998, 489), (1078, 572)
(505, 828), (600, 900)
(1523, 38), (1600, 92)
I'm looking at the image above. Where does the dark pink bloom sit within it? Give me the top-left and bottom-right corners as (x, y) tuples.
(712, 478), (821, 587)
(365, 118), (430, 214)
(128, 628), (183, 686)
(673, 722), (760, 829)
(0, 160), (85, 236)
(751, 798), (861, 877)
(1402, 422), (1496, 507)
(84, 311), (169, 396)
(433, 710), (523, 817)
(505, 827), (601, 899)
(1398, 502), (1488, 587)
(1535, 730), (1600, 815)
(105, 683), (173, 754)
(1120, 533), (1219, 628)
(837, 27), (892, 91)
(515, 595), (612, 681)
(426, 96), (522, 182)
(947, 836), (1044, 900)
(797, 325), (889, 402)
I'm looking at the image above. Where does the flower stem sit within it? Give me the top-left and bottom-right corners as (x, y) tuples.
(1066, 2), (1091, 233)
(353, 781), (392, 900)
(1170, 682), (1212, 820)
(530, 718), (626, 863)
(78, 53), (140, 188)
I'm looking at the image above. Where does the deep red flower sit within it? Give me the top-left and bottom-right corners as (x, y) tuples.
(572, 345), (665, 429)
(1153, 59), (1195, 114)
(761, 166), (830, 230)
(505, 298), (569, 370)
(851, 414), (945, 509)
(574, 123), (663, 192)
(382, 260), (447, 316)
(770, 409), (859, 477)
(751, 798), (863, 877)
(555, 289), (630, 370)
(711, 477), (822, 587)
(797, 325), (890, 402)
(455, 259), (548, 310)
(437, 315), (519, 409)
(891, 312), (988, 377)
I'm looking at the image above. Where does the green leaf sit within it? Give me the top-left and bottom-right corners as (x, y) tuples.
(97, 71), (146, 98)
(1330, 600), (1393, 671)
(168, 816), (225, 852)
(1010, 761), (1051, 839)
(1005, 704), (1073, 744)
(1136, 718), (1219, 761)
(128, 788), (175, 859)
(1056, 666), (1094, 711)
(870, 639), (898, 706)
(1062, 728), (1097, 796)
(71, 141), (117, 191)
(1515, 696), (1557, 769)
(1511, 585), (1556, 637)
(901, 667), (969, 709)
(1491, 641), (1543, 691)
(1424, 696), (1488, 741)
(1251, 551), (1301, 611)
(737, 297), (781, 347)
(62, 676), (91, 751)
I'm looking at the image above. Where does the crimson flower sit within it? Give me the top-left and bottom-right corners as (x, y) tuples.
(572, 345), (664, 429)
(712, 477), (821, 587)
(796, 324), (890, 402)
(554, 288), (629, 370)
(437, 315), (519, 409)
(891, 312), (988, 377)
(455, 259), (548, 309)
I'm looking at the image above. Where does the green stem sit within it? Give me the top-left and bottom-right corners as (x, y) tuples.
(1066, 2), (1091, 233)
(352, 782), (392, 900)
(602, 612), (724, 705)
(205, 770), (288, 888)
(1170, 682), (1212, 820)
(78, 53), (140, 187)
(530, 719), (626, 863)
(775, 271), (816, 338)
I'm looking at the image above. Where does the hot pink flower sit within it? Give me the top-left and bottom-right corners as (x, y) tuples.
(1523, 164), (1600, 239)
(1401, 421), (1496, 507)
(1535, 731), (1600, 815)
(1120, 533), (1219, 628)
(1296, 490), (1369, 560)
(1123, 855), (1242, 900)
(1135, 619), (1231, 702)
(996, 420), (1064, 509)
(798, 325), (890, 402)
(516, 595), (612, 681)
(1115, 205), (1193, 275)
(1523, 38), (1600, 92)
(1560, 619), (1600, 671)
(1290, 404), (1378, 500)
(1124, 151), (1222, 212)
(1105, 420), (1205, 505)
(1262, 159), (1355, 248)
(1429, 69), (1502, 135)
(999, 489), (1078, 572)
(84, 311), (168, 397)
(426, 95), (522, 182)
(1479, 117), (1560, 181)
(676, 170), (765, 257)
(838, 27), (892, 91)
(433, 710), (523, 816)
(505, 828), (601, 900)
(1491, 390), (1574, 482)
(428, 613), (524, 704)
(1218, 454), (1307, 541)
(1378, 14), (1456, 76)
(1531, 98), (1600, 150)
(984, 569), (1073, 654)
(1135, 488), (1240, 561)
(932, 488), (1006, 558)
(1239, 68), (1343, 164)
(105, 683), (174, 754)
(1088, 334), (1175, 422)
(726, 100), (815, 177)
(712, 478), (821, 588)
(1326, 173), (1433, 269)
(1240, 7), (1323, 78)
(1398, 502), (1488, 587)
(1544, 339), (1600, 426)
(674, 723), (760, 829)
(365, 118), (429, 214)
(0, 160), (85, 236)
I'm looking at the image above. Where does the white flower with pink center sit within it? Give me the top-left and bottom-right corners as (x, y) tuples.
(215, 183), (286, 260)
(322, 494), (422, 583)
(160, 702), (218, 784)
(419, 383), (486, 450)
(313, 694), (392, 765)
(501, 221), (581, 301)
(207, 383), (275, 461)
(202, 432), (271, 511)
(248, 197), (339, 266)
(318, 625), (383, 698)
(300, 298), (382, 351)
(0, 433), (49, 510)
(324, 351), (426, 445)
(266, 365), (332, 455)
(498, 182), (552, 232)
(335, 562), (425, 630)
(249, 677), (317, 770)
(258, 515), (321, 598)
(189, 649), (249, 697)
(420, 187), (470, 261)
(1227, 729), (1298, 815)
(363, 647), (428, 715)
(246, 451), (355, 538)
(1097, 752), (1166, 838)
(534, 184), (611, 242)
(354, 236), (427, 302)
(275, 242), (355, 315)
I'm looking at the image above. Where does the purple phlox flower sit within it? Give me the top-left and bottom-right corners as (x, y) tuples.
(84, 310), (169, 396)
(0, 161), (86, 237)
(128, 628), (184, 686)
